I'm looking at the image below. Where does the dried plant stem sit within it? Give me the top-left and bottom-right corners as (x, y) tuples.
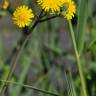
(0, 11), (42, 96)
(0, 11), (58, 95)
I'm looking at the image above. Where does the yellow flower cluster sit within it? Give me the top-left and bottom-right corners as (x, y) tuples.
(37, 0), (76, 19)
(37, 0), (65, 13)
(12, 0), (76, 28)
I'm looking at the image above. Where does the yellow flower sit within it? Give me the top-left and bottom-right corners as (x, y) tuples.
(37, 0), (65, 13)
(64, 0), (76, 20)
(13, 5), (34, 28)
(3, 0), (9, 10)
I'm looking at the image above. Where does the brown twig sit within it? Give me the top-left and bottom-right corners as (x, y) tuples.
(0, 10), (59, 96)
(0, 10), (43, 96)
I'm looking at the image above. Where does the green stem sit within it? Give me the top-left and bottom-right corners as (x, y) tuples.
(87, 38), (96, 49)
(0, 80), (59, 96)
(68, 21), (87, 96)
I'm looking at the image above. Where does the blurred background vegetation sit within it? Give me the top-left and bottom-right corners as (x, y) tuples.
(0, 0), (96, 96)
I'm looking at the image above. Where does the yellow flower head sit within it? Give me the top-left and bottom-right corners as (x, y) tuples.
(37, 0), (65, 13)
(64, 0), (76, 20)
(13, 5), (34, 28)
(3, 0), (9, 10)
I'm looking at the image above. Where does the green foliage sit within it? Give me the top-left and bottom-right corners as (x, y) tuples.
(0, 0), (96, 96)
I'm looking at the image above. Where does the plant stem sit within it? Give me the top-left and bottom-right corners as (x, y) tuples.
(0, 80), (59, 96)
(87, 38), (96, 49)
(0, 11), (43, 96)
(0, 10), (59, 96)
(68, 21), (87, 96)
(39, 15), (59, 23)
(0, 29), (34, 96)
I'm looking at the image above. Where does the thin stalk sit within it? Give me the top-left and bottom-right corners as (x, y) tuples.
(0, 11), (43, 96)
(87, 38), (96, 49)
(68, 21), (87, 96)
(0, 30), (34, 96)
(39, 15), (59, 23)
(0, 11), (59, 96)
(0, 80), (59, 96)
